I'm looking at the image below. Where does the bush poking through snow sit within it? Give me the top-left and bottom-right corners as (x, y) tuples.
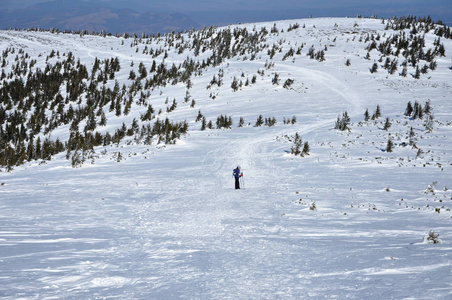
(424, 230), (441, 244)
(283, 78), (294, 89)
(310, 202), (317, 211)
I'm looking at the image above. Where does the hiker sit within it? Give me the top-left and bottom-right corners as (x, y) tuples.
(233, 165), (243, 189)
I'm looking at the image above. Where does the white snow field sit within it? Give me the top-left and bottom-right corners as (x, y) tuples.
(1, 17), (452, 299)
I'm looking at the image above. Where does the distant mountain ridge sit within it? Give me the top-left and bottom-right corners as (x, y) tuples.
(0, 0), (200, 34)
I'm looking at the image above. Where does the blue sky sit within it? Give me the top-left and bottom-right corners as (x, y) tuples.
(3, 0), (449, 10)
(2, 0), (451, 24)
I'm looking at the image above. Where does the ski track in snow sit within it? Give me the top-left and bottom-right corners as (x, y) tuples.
(1, 17), (452, 299)
(2, 125), (451, 299)
(281, 63), (365, 115)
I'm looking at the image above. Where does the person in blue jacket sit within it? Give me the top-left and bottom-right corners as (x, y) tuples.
(233, 165), (243, 189)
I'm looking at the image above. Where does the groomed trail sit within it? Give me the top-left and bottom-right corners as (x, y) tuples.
(125, 127), (299, 298)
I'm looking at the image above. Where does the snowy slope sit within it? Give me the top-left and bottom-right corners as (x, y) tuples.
(1, 17), (452, 299)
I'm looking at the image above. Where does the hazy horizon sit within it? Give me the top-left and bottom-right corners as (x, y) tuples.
(2, 0), (451, 27)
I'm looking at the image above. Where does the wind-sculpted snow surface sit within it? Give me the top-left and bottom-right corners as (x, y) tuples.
(1, 17), (452, 299)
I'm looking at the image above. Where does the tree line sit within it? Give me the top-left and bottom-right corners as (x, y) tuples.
(1, 16), (449, 170)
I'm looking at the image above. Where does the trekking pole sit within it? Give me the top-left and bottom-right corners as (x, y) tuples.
(241, 176), (245, 190)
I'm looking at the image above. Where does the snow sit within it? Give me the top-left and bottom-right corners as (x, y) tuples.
(1, 17), (452, 299)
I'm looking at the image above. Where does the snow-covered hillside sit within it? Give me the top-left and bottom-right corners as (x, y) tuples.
(1, 17), (451, 299)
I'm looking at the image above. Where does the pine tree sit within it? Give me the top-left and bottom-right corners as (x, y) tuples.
(389, 59), (398, 74)
(335, 111), (350, 131)
(150, 60), (156, 72)
(255, 115), (264, 127)
(272, 73), (280, 85)
(26, 137), (35, 161)
(425, 114), (434, 132)
(195, 110), (203, 122)
(201, 117), (207, 131)
(128, 70), (136, 80)
(85, 113), (97, 132)
(238, 117), (245, 127)
(408, 127), (416, 146)
(414, 65), (421, 79)
(35, 137), (42, 160)
(424, 100), (432, 115)
(386, 138), (394, 153)
(291, 133), (302, 156)
(405, 101), (413, 116)
(370, 62), (378, 73)
(17, 141), (26, 165)
(231, 77), (239, 91)
(400, 67), (407, 77)
(364, 109), (370, 121)
(138, 62), (147, 80)
(301, 141), (310, 156)
(413, 101), (421, 119)
(383, 117), (391, 131)
(140, 104), (154, 121)
(375, 105), (382, 119)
